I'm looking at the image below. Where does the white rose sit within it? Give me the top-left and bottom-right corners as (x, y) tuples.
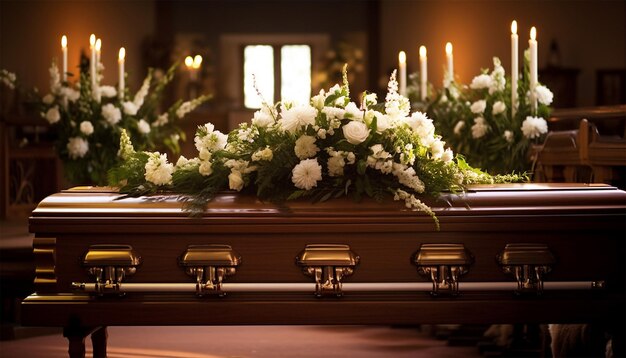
(228, 171), (245, 191)
(492, 101), (506, 115)
(79, 121), (94, 135)
(137, 119), (151, 134)
(470, 100), (487, 114)
(469, 74), (493, 89)
(45, 106), (61, 124)
(122, 101), (138, 115)
(342, 121), (370, 145)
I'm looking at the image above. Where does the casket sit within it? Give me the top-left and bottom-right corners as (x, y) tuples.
(21, 183), (626, 356)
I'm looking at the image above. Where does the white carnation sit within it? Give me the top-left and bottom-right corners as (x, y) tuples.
(469, 74), (492, 89)
(138, 119), (151, 134)
(122, 101), (138, 115)
(342, 120), (370, 145)
(280, 105), (317, 133)
(291, 158), (322, 190)
(99, 85), (117, 98)
(294, 135), (320, 159)
(251, 147), (273, 162)
(492, 101), (506, 115)
(45, 106), (61, 124)
(535, 85), (554, 105)
(471, 117), (489, 139)
(66, 137), (89, 159)
(101, 103), (121, 125)
(470, 100), (487, 114)
(521, 116), (548, 139)
(144, 152), (173, 185)
(79, 121), (94, 135)
(405, 111), (435, 145)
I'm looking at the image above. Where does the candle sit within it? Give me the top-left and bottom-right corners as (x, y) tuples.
(419, 46), (427, 101)
(185, 56), (196, 81)
(445, 42), (453, 85)
(192, 55), (203, 70)
(529, 26), (538, 113)
(89, 34), (96, 88)
(61, 35), (68, 82)
(118, 47), (125, 99)
(511, 20), (518, 118)
(95, 38), (102, 85)
(398, 51), (406, 96)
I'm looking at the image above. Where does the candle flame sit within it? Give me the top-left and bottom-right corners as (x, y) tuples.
(511, 20), (517, 35)
(89, 34), (96, 47)
(61, 35), (67, 48)
(398, 51), (406, 64)
(184, 56), (193, 68)
(118, 47), (125, 60)
(95, 39), (102, 52)
(192, 55), (203, 69)
(530, 26), (537, 40)
(445, 42), (453, 55)
(419, 46), (426, 57)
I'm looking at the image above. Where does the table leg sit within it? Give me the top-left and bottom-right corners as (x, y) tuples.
(63, 326), (106, 358)
(91, 326), (108, 358)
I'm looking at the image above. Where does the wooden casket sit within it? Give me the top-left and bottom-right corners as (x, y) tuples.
(22, 183), (626, 356)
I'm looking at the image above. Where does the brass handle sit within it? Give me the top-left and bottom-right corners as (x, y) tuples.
(497, 243), (555, 294)
(414, 243), (473, 296)
(179, 244), (241, 297)
(296, 244), (359, 297)
(80, 244), (142, 296)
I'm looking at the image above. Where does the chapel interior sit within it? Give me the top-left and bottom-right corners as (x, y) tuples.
(0, 1), (625, 357)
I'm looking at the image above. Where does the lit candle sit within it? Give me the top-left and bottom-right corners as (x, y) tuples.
(61, 35), (68, 82)
(95, 38), (102, 85)
(398, 51), (406, 96)
(419, 46), (427, 101)
(529, 26), (538, 113)
(89, 34), (96, 88)
(511, 20), (518, 117)
(185, 56), (195, 81)
(445, 42), (454, 85)
(192, 55), (203, 70)
(118, 47), (125, 99)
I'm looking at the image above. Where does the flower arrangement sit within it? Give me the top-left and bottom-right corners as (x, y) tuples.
(110, 67), (524, 229)
(408, 52), (553, 174)
(36, 57), (211, 185)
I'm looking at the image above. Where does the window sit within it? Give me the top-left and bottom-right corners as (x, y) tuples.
(243, 44), (311, 109)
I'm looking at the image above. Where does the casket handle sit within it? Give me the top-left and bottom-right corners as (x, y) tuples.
(497, 243), (555, 294)
(78, 244), (142, 296)
(296, 244), (360, 297)
(179, 244), (241, 297)
(414, 243), (473, 296)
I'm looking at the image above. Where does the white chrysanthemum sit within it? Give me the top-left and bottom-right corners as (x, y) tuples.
(344, 102), (363, 120)
(492, 101), (506, 115)
(441, 148), (454, 163)
(101, 103), (121, 125)
(470, 100), (487, 114)
(454, 121), (465, 135)
(252, 107), (275, 128)
(294, 135), (320, 159)
(122, 101), (138, 115)
(291, 158), (322, 190)
(405, 111), (435, 144)
(144, 152), (173, 185)
(521, 116), (548, 139)
(469, 74), (492, 89)
(471, 117), (489, 139)
(503, 130), (514, 143)
(342, 120), (370, 145)
(251, 147), (273, 162)
(67, 137), (89, 159)
(100, 85), (117, 98)
(80, 121), (94, 135)
(138, 119), (151, 134)
(535, 85), (554, 105)
(45, 106), (61, 124)
(280, 104), (317, 133)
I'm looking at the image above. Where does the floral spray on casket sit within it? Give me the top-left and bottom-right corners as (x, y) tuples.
(110, 66), (524, 230)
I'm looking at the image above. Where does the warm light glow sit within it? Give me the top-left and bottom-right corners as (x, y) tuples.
(61, 35), (67, 48)
(244, 45), (274, 109)
(511, 20), (518, 35)
(95, 38), (102, 52)
(530, 26), (537, 41)
(184, 56), (193, 68)
(281, 45), (311, 105)
(445, 42), (453, 55)
(398, 51), (406, 64)
(118, 47), (125, 61)
(192, 55), (203, 69)
(419, 46), (426, 57)
(89, 34), (96, 47)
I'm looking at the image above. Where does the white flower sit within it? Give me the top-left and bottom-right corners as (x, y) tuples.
(342, 120), (370, 145)
(153, 113), (169, 127)
(363, 93), (377, 108)
(45, 106), (60, 124)
(176, 156), (190, 168)
(122, 101), (138, 115)
(441, 148), (454, 163)
(43, 94), (55, 105)
(521, 116), (548, 139)
(199, 161), (213, 176)
(469, 74), (492, 89)
(322, 106), (346, 121)
(430, 139), (445, 160)
(471, 117), (489, 139)
(252, 107), (275, 128)
(133, 73), (151, 107)
(228, 171), (244, 191)
(67, 137), (89, 159)
(138, 119), (151, 134)
(80, 121), (94, 135)
(405, 111), (435, 145)
(311, 89), (326, 110)
(99, 86), (117, 98)
(251, 147), (273, 162)
(503, 130), (514, 143)
(294, 135), (320, 159)
(60, 87), (80, 102)
(344, 102), (363, 120)
(470, 100), (487, 114)
(535, 85), (554, 105)
(454, 121), (465, 135)
(364, 110), (390, 133)
(280, 104), (317, 133)
(291, 158), (322, 190)
(101, 103), (121, 125)
(327, 155), (346, 177)
(489, 58), (506, 94)
(195, 123), (228, 152)
(144, 152), (173, 185)
(492, 101), (506, 115)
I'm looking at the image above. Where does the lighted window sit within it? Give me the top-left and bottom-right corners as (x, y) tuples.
(244, 45), (274, 109)
(243, 44), (311, 109)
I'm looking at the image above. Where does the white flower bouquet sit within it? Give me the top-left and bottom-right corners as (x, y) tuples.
(37, 58), (211, 185)
(110, 68), (524, 229)
(408, 53), (553, 174)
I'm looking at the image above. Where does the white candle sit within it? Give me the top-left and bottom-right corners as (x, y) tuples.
(118, 47), (125, 99)
(61, 35), (68, 82)
(193, 55), (203, 70)
(445, 42), (453, 85)
(529, 26), (538, 113)
(398, 51), (406, 96)
(89, 34), (96, 88)
(511, 20), (518, 118)
(185, 56), (195, 81)
(419, 46), (427, 101)
(95, 38), (102, 85)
